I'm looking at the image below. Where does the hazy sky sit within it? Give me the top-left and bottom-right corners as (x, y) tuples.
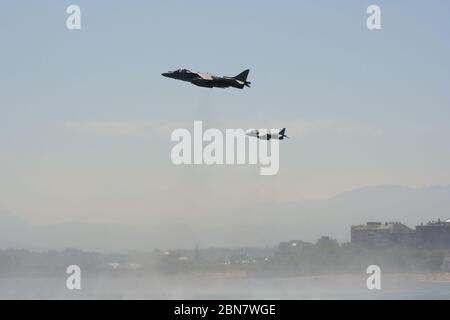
(1, 1), (449, 227)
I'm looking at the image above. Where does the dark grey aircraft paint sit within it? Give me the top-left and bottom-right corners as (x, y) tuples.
(162, 69), (251, 89)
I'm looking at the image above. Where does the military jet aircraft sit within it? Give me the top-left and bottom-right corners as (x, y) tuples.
(246, 128), (289, 140)
(162, 68), (251, 89)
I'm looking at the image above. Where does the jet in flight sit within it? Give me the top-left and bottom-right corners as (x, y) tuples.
(246, 128), (289, 140)
(162, 68), (251, 89)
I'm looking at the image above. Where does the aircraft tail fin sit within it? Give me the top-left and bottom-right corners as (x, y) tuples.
(234, 69), (250, 81)
(234, 69), (251, 87)
(279, 128), (289, 140)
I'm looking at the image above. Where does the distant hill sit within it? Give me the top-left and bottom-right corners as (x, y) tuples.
(1, 184), (450, 251)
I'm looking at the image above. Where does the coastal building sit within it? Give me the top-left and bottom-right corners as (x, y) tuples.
(415, 219), (450, 249)
(351, 221), (414, 248)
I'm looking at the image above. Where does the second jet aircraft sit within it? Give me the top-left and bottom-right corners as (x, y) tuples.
(162, 68), (251, 89)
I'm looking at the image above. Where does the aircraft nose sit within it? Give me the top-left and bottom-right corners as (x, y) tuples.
(161, 72), (170, 77)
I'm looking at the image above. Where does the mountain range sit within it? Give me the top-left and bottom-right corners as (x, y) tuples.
(1, 184), (449, 252)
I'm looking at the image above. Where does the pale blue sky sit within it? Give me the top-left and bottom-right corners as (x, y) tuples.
(0, 1), (449, 226)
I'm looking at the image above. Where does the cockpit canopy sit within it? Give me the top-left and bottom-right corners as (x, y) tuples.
(176, 68), (191, 73)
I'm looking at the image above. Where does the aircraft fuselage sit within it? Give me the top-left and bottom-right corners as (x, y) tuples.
(162, 69), (251, 89)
